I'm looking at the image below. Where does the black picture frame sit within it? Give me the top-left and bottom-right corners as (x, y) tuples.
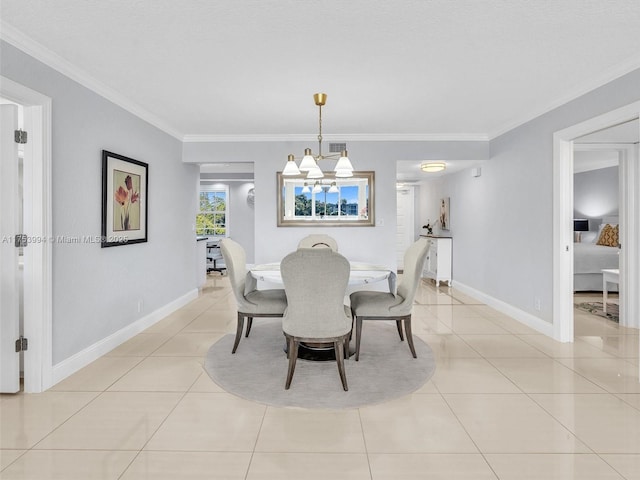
(101, 150), (148, 247)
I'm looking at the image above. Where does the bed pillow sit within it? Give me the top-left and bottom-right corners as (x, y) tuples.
(596, 223), (619, 247)
(580, 231), (598, 243)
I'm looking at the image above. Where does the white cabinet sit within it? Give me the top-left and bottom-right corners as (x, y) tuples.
(197, 238), (208, 287)
(421, 236), (452, 286)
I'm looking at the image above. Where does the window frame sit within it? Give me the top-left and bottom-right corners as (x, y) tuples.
(197, 184), (229, 237)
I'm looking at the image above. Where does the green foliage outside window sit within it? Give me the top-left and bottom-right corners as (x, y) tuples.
(196, 191), (226, 235)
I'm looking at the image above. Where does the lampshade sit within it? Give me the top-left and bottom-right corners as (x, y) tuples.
(312, 181), (322, 193)
(328, 182), (339, 193)
(573, 219), (589, 231)
(282, 154), (301, 176)
(333, 151), (353, 173)
(301, 182), (310, 193)
(298, 149), (318, 172)
(421, 162), (446, 173)
(307, 165), (324, 179)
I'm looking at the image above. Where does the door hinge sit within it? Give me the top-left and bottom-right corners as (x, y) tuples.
(15, 234), (28, 248)
(15, 336), (28, 352)
(14, 129), (28, 144)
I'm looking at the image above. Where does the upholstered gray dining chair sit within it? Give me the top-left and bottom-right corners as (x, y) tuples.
(349, 237), (431, 360)
(219, 238), (288, 354)
(280, 248), (351, 390)
(297, 234), (339, 251)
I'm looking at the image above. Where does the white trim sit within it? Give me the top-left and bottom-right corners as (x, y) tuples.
(489, 54), (640, 140)
(453, 281), (554, 337)
(552, 136), (576, 342)
(183, 133), (490, 143)
(0, 21), (183, 141)
(52, 288), (198, 385)
(553, 101), (640, 344)
(619, 144), (639, 330)
(0, 76), (53, 392)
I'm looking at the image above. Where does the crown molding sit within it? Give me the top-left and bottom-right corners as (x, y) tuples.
(488, 54), (640, 140)
(0, 21), (184, 140)
(182, 133), (489, 143)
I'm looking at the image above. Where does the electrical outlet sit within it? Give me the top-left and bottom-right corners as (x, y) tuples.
(534, 297), (541, 311)
(376, 218), (384, 227)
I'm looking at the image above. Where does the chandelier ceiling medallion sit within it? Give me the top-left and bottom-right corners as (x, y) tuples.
(282, 93), (354, 179)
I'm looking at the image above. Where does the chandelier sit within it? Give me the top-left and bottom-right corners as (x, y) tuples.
(282, 93), (354, 179)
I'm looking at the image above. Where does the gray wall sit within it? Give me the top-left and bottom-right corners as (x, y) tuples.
(228, 182), (256, 263)
(438, 68), (640, 323)
(574, 166), (619, 228)
(1, 41), (200, 363)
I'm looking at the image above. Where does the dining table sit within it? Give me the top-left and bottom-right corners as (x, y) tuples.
(248, 261), (396, 361)
(249, 261), (396, 293)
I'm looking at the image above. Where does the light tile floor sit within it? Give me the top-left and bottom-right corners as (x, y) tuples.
(1, 277), (639, 479)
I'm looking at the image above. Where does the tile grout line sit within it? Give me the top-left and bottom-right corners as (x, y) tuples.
(116, 370), (212, 479)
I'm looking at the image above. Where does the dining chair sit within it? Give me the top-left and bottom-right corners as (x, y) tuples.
(297, 234), (339, 251)
(280, 248), (352, 390)
(349, 237), (431, 360)
(219, 238), (288, 354)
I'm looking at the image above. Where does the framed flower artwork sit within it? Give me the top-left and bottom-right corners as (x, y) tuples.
(439, 197), (450, 231)
(101, 150), (148, 247)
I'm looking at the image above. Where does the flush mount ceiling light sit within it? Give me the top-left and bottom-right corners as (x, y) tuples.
(421, 162), (446, 173)
(282, 93), (354, 179)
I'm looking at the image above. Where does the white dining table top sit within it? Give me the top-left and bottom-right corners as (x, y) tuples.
(249, 261), (396, 291)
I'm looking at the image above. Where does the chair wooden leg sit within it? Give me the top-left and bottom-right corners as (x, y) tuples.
(395, 320), (404, 341)
(285, 337), (299, 389)
(343, 336), (349, 359)
(334, 340), (348, 391)
(405, 316), (417, 358)
(355, 317), (363, 361)
(349, 309), (355, 341)
(232, 313), (245, 353)
(245, 317), (253, 337)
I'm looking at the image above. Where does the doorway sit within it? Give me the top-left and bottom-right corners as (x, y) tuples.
(0, 76), (53, 393)
(396, 186), (415, 271)
(553, 102), (640, 346)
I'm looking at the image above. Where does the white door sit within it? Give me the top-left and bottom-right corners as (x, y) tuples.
(0, 104), (20, 393)
(396, 187), (415, 270)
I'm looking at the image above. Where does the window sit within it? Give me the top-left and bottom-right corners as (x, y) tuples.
(290, 182), (367, 220)
(196, 186), (228, 236)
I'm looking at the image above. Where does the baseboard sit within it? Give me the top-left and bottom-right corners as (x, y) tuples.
(52, 288), (199, 386)
(453, 281), (554, 337)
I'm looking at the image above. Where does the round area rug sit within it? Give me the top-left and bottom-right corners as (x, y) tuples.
(204, 320), (436, 409)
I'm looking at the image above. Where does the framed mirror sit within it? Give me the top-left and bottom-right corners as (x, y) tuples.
(277, 171), (375, 227)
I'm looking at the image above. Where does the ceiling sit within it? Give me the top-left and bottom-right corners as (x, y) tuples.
(2, 1), (639, 179)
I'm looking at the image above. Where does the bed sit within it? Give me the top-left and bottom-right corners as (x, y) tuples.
(574, 225), (619, 292)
